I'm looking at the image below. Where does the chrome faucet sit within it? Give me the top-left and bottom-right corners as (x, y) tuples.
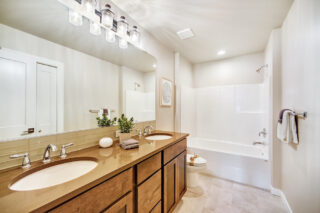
(43, 144), (58, 163)
(143, 125), (153, 136)
(258, 128), (267, 137)
(10, 153), (31, 168)
(136, 128), (142, 137)
(60, 143), (74, 159)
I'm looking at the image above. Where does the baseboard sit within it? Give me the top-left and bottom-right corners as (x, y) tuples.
(271, 186), (293, 213)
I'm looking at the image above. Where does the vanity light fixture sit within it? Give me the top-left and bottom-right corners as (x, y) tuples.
(106, 28), (116, 43)
(68, 9), (83, 26)
(119, 38), (128, 49)
(90, 20), (101, 35)
(59, 0), (142, 49)
(117, 16), (128, 37)
(101, 4), (114, 29)
(217, 50), (226, 55)
(130, 26), (140, 45)
(82, 0), (96, 15)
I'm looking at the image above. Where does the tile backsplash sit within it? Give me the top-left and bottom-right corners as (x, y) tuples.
(0, 120), (156, 171)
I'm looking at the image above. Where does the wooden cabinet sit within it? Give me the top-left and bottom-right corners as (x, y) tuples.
(48, 137), (187, 213)
(102, 192), (133, 213)
(49, 168), (133, 213)
(150, 201), (161, 213)
(137, 170), (162, 213)
(163, 150), (187, 213)
(137, 153), (161, 184)
(177, 151), (187, 197)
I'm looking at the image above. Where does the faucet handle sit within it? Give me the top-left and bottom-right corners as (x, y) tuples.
(136, 128), (142, 136)
(60, 143), (74, 159)
(10, 153), (31, 169)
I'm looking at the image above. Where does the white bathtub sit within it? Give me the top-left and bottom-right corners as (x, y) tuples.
(187, 137), (270, 189)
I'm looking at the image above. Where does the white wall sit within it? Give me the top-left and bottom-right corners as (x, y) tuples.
(264, 29), (282, 189)
(193, 52), (264, 87)
(120, 66), (155, 121)
(174, 53), (194, 133)
(0, 24), (119, 132)
(183, 53), (267, 145)
(193, 84), (265, 145)
(277, 0), (320, 212)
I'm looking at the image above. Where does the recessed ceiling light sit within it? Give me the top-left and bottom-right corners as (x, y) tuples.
(217, 50), (226, 55)
(176, 28), (194, 40)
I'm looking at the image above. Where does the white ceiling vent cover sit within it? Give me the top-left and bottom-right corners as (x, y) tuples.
(176, 28), (194, 40)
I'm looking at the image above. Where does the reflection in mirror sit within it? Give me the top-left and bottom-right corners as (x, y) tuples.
(0, 0), (156, 141)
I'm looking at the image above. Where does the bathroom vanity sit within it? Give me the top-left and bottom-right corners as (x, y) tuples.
(0, 131), (188, 213)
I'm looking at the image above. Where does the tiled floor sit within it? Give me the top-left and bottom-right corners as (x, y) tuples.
(173, 172), (287, 213)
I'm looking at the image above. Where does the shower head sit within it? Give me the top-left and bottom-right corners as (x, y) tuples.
(256, 64), (268, 73)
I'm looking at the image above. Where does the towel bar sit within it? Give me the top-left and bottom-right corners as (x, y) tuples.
(289, 111), (307, 119)
(89, 109), (115, 113)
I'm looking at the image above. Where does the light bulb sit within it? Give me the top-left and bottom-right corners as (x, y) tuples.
(117, 16), (128, 37)
(90, 21), (101, 35)
(101, 4), (114, 28)
(69, 9), (83, 26)
(130, 26), (140, 45)
(106, 29), (115, 43)
(119, 38), (128, 49)
(82, 0), (96, 15)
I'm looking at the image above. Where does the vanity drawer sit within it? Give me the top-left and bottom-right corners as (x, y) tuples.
(49, 168), (133, 213)
(137, 152), (161, 184)
(163, 139), (187, 164)
(138, 170), (162, 213)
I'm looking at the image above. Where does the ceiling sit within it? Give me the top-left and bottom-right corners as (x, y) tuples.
(111, 0), (293, 63)
(0, 0), (156, 72)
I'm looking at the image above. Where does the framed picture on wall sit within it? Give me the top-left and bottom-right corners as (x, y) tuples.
(160, 78), (173, 107)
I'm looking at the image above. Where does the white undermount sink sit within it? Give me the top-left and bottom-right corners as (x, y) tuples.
(9, 158), (98, 191)
(145, 134), (172, 140)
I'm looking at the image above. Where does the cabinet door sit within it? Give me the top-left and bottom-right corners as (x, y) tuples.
(163, 159), (177, 213)
(177, 151), (186, 199)
(138, 170), (162, 213)
(102, 192), (133, 213)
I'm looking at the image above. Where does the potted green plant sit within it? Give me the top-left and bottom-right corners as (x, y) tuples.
(118, 114), (134, 142)
(96, 114), (117, 127)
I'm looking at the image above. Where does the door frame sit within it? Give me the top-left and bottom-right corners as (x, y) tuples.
(0, 47), (64, 137)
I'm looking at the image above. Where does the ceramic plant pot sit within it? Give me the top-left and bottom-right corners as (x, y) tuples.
(119, 133), (131, 143)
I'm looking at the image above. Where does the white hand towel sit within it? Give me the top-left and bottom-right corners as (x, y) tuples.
(277, 110), (291, 143)
(290, 114), (299, 144)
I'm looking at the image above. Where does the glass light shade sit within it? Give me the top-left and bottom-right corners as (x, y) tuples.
(90, 21), (101, 35)
(69, 9), (83, 26)
(101, 5), (114, 28)
(119, 38), (128, 49)
(106, 29), (115, 43)
(117, 16), (128, 37)
(130, 26), (140, 45)
(82, 0), (96, 15)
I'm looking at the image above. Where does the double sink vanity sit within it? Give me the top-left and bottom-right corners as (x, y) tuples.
(0, 131), (188, 213)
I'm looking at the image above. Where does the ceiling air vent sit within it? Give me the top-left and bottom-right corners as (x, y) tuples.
(176, 28), (194, 40)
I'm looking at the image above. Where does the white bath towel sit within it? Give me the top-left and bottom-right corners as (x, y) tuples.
(277, 110), (290, 143)
(277, 110), (299, 144)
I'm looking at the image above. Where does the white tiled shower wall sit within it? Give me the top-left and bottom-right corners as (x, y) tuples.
(181, 83), (267, 146)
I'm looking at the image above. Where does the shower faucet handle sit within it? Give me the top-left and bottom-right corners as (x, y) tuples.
(258, 128), (267, 137)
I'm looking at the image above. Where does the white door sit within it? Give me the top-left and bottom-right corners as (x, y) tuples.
(36, 63), (57, 136)
(0, 49), (36, 138)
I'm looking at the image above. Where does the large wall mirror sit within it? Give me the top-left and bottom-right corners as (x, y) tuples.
(0, 0), (157, 141)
